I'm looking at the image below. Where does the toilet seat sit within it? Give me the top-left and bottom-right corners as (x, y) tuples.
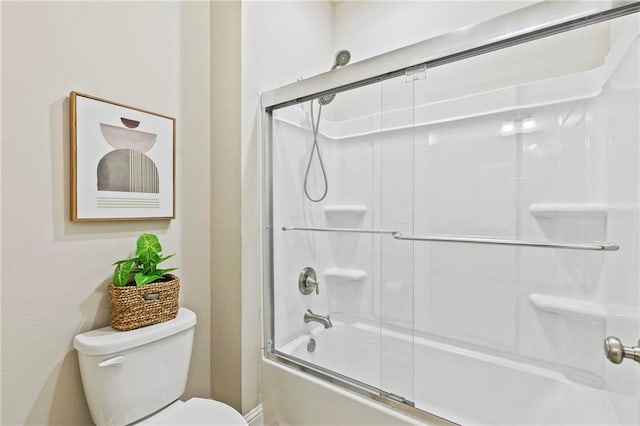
(138, 397), (247, 425)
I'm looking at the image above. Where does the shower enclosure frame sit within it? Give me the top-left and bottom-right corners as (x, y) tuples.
(260, 2), (640, 423)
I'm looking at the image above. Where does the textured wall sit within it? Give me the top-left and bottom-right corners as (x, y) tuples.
(0, 2), (211, 424)
(238, 0), (334, 414)
(211, 0), (242, 413)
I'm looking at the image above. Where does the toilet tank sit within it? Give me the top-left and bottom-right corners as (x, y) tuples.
(74, 308), (197, 426)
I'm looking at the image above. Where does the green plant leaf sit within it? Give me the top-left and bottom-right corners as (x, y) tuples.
(135, 272), (163, 286)
(138, 250), (160, 267)
(112, 233), (178, 287)
(157, 267), (178, 276)
(136, 234), (161, 259)
(113, 258), (136, 265)
(157, 253), (175, 264)
(113, 260), (135, 286)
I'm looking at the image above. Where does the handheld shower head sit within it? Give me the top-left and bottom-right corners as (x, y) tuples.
(318, 94), (336, 105)
(331, 50), (351, 70)
(319, 50), (352, 105)
(305, 50), (351, 202)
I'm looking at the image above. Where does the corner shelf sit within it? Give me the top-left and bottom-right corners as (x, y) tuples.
(324, 268), (368, 282)
(323, 205), (367, 218)
(529, 203), (607, 220)
(529, 293), (605, 321)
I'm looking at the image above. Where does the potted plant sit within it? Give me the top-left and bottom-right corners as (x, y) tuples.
(108, 233), (180, 331)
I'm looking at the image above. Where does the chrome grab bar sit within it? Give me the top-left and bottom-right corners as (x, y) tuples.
(392, 233), (619, 251)
(281, 226), (619, 251)
(283, 226), (397, 235)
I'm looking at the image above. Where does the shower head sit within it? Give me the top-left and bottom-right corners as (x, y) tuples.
(331, 50), (351, 70)
(318, 93), (336, 105)
(319, 50), (352, 105)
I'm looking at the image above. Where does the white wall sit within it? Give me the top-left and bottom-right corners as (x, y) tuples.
(332, 1), (540, 63)
(0, 2), (211, 424)
(241, 0), (334, 413)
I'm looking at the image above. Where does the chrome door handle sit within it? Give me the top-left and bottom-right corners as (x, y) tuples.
(604, 336), (640, 365)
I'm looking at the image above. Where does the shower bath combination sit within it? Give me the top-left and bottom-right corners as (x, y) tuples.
(264, 2), (640, 425)
(303, 49), (351, 203)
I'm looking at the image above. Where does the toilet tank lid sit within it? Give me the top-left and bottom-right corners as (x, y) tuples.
(74, 307), (197, 356)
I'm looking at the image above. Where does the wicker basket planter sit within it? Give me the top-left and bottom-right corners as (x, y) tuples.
(108, 274), (180, 331)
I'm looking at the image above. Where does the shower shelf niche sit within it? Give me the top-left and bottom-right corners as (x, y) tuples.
(323, 205), (367, 217)
(529, 203), (607, 220)
(324, 268), (368, 282)
(529, 293), (606, 321)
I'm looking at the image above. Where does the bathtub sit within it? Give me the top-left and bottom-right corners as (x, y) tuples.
(274, 320), (620, 425)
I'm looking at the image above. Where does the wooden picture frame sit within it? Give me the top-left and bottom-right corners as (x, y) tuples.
(70, 92), (175, 221)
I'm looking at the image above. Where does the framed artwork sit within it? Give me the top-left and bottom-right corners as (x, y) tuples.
(70, 92), (175, 221)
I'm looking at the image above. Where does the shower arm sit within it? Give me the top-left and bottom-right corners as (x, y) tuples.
(281, 226), (619, 252)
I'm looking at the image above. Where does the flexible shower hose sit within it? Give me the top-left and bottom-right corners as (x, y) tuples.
(303, 100), (328, 202)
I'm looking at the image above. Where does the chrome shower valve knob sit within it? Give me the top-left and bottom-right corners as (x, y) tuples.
(298, 267), (319, 295)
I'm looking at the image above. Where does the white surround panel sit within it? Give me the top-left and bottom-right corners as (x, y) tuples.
(269, 13), (640, 425)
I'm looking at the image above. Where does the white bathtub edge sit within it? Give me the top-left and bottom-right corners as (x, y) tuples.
(260, 357), (433, 426)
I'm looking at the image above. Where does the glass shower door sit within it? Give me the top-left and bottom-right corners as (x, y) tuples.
(377, 73), (417, 405)
(266, 5), (640, 425)
(270, 82), (386, 392)
(408, 12), (640, 425)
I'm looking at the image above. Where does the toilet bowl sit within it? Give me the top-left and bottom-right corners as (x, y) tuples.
(74, 308), (247, 426)
(138, 398), (246, 425)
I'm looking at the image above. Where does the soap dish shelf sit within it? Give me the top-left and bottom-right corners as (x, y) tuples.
(323, 205), (367, 217)
(324, 268), (368, 282)
(529, 293), (605, 321)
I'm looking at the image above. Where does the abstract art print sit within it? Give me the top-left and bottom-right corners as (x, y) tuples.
(70, 92), (175, 221)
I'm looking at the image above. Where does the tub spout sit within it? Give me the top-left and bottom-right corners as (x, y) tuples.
(304, 309), (333, 329)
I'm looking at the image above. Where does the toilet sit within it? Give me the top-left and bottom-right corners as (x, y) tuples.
(74, 308), (247, 426)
